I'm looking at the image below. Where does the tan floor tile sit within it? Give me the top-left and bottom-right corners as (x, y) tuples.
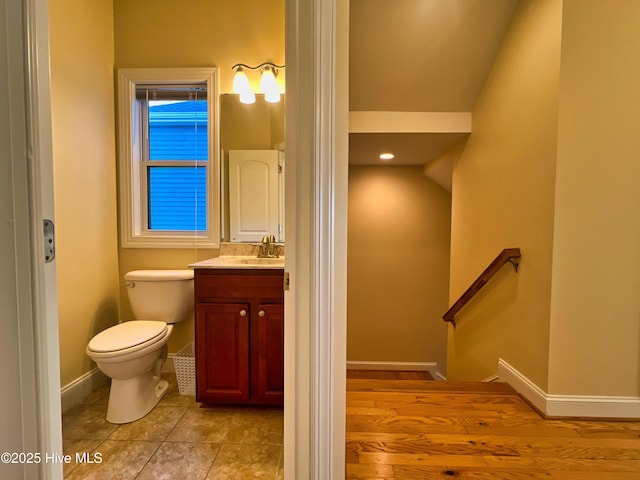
(166, 407), (243, 443)
(167, 406), (283, 444)
(62, 438), (103, 477)
(63, 375), (284, 479)
(81, 382), (111, 405)
(63, 404), (118, 441)
(64, 440), (160, 480)
(109, 406), (188, 442)
(136, 442), (221, 480)
(224, 408), (284, 445)
(63, 402), (107, 421)
(206, 444), (282, 480)
(275, 449), (284, 480)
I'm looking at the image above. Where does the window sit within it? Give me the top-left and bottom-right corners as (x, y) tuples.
(117, 68), (220, 248)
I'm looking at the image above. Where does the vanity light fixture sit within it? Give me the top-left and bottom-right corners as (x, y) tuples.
(232, 65), (255, 104)
(260, 65), (280, 103)
(232, 62), (285, 104)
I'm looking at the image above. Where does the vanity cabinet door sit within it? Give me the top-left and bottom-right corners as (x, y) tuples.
(196, 303), (250, 403)
(257, 304), (284, 404)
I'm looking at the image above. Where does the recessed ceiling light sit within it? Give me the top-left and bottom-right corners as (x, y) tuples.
(379, 153), (395, 161)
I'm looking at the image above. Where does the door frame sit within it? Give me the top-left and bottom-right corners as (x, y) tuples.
(18, 0), (63, 478)
(25, 0), (64, 476)
(284, 0), (348, 477)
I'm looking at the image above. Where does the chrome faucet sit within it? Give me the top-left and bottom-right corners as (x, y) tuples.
(258, 234), (279, 258)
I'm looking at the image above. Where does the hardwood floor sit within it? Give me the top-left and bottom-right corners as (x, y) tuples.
(346, 374), (640, 479)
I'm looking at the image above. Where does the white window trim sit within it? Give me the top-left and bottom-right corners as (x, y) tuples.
(117, 67), (220, 248)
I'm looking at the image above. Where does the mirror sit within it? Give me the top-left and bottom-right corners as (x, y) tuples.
(220, 94), (285, 242)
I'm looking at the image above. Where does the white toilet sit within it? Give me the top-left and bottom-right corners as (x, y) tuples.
(86, 269), (194, 424)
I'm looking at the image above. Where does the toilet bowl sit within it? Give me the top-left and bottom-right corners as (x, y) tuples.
(86, 270), (193, 424)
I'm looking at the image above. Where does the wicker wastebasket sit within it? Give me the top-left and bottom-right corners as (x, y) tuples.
(173, 342), (195, 396)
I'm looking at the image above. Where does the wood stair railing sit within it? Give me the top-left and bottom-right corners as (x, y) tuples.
(443, 248), (521, 326)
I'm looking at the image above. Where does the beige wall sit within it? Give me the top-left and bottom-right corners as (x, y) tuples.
(548, 0), (640, 397)
(221, 94), (285, 150)
(113, 0), (285, 352)
(448, 0), (562, 387)
(113, 0), (285, 93)
(49, 0), (120, 386)
(347, 166), (451, 369)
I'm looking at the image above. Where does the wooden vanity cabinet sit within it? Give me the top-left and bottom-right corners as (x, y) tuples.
(194, 268), (284, 406)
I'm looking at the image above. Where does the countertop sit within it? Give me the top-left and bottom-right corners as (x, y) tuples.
(189, 256), (285, 270)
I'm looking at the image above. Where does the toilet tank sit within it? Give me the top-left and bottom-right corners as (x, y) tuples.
(125, 270), (194, 323)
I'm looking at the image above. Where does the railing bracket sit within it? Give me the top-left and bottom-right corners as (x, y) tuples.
(507, 258), (519, 273)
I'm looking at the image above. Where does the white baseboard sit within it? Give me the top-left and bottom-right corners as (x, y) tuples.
(497, 358), (547, 413)
(346, 360), (446, 381)
(546, 394), (640, 418)
(498, 358), (640, 418)
(433, 370), (447, 381)
(482, 374), (500, 382)
(60, 368), (109, 414)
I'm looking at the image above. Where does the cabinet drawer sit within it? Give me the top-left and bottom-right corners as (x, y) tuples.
(196, 272), (284, 300)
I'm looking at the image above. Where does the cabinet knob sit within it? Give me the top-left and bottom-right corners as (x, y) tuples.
(239, 309), (247, 317)
(258, 310), (266, 317)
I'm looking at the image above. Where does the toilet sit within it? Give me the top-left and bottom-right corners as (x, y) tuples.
(86, 269), (194, 424)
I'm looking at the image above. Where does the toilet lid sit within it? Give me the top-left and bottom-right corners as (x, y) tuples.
(88, 321), (168, 353)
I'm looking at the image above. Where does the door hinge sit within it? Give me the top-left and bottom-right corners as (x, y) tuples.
(283, 271), (290, 291)
(43, 219), (55, 263)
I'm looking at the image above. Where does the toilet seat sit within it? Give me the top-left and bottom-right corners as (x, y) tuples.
(87, 320), (168, 356)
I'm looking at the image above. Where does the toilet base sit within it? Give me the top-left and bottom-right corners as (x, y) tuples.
(106, 372), (169, 424)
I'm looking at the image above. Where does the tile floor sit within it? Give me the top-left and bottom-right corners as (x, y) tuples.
(62, 374), (284, 479)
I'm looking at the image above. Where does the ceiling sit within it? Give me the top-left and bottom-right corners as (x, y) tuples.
(349, 0), (520, 166)
(348, 132), (468, 166)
